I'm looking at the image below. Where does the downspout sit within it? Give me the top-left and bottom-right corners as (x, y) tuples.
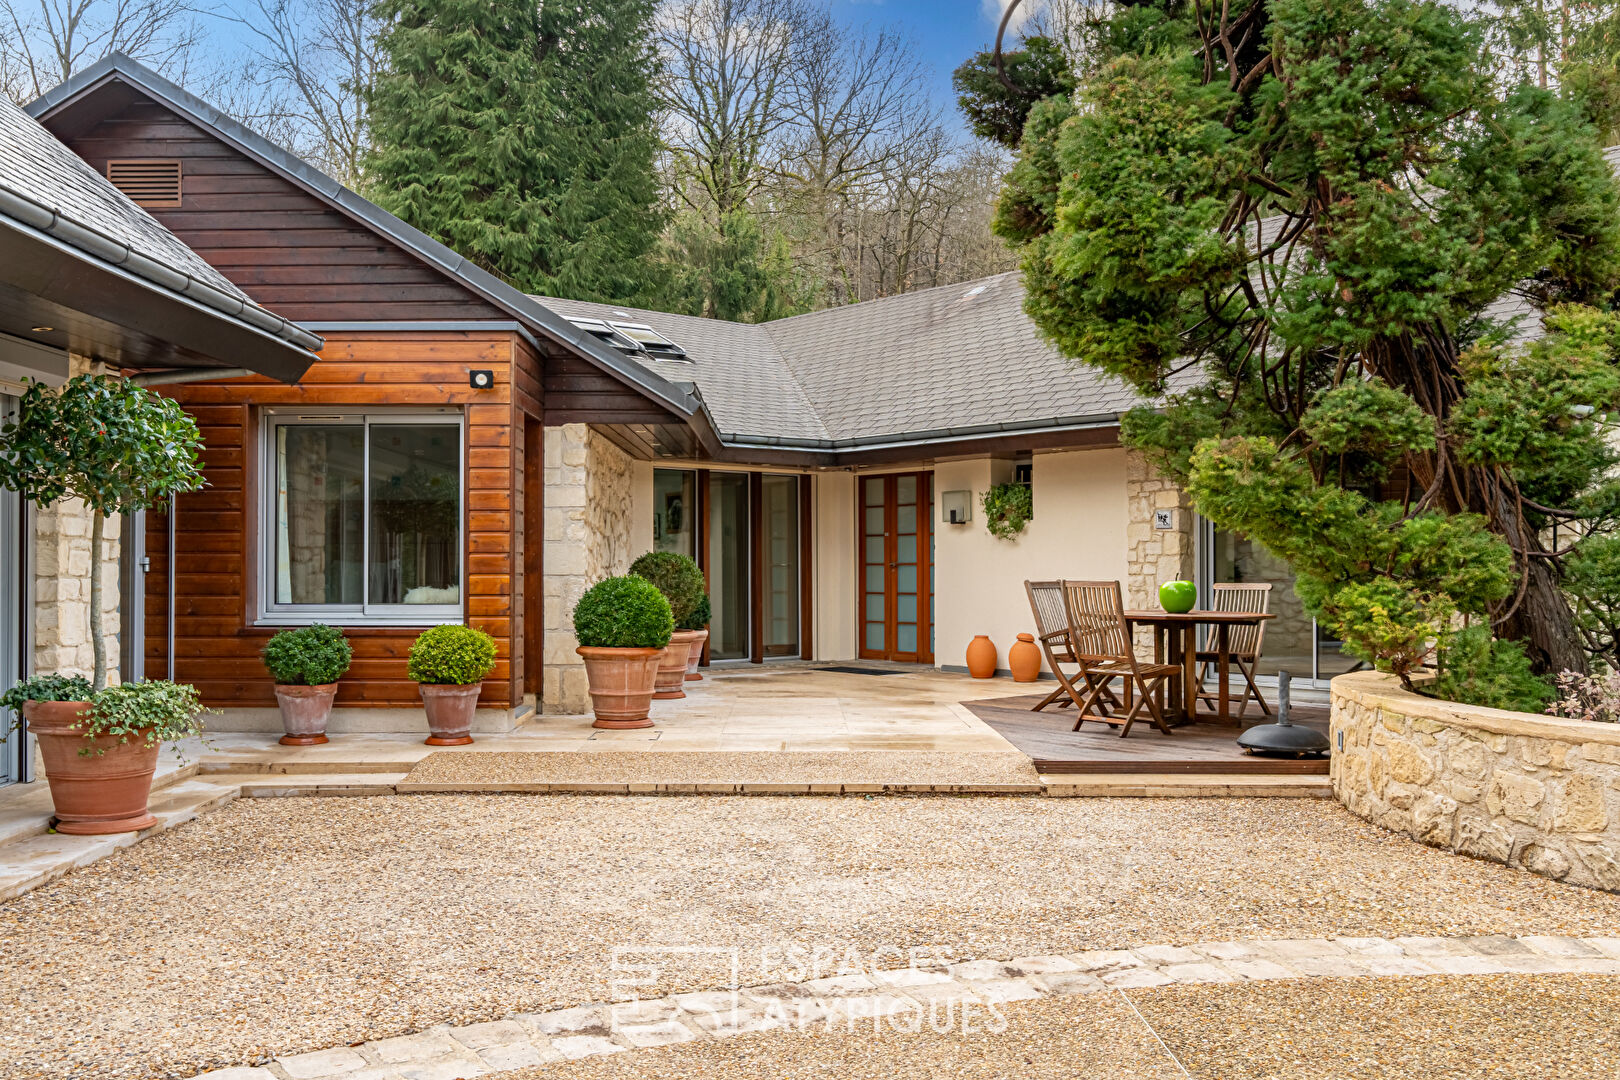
(167, 494), (176, 682)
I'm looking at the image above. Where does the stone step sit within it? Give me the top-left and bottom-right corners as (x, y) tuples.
(1040, 773), (1333, 798)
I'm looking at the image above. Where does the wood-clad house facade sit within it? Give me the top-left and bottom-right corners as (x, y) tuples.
(29, 55), (707, 729)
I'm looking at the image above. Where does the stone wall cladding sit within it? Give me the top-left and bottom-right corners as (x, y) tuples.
(1331, 671), (1620, 892)
(1124, 451), (1194, 647)
(542, 424), (635, 713)
(33, 357), (121, 682)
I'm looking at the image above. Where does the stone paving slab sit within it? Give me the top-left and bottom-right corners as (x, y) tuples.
(400, 750), (1042, 792)
(210, 933), (1620, 1079)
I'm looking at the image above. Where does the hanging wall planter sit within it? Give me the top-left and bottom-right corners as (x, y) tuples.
(981, 482), (1033, 540)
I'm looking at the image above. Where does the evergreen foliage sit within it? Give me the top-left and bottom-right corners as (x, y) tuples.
(263, 625), (354, 686)
(952, 35), (1075, 150)
(629, 551), (709, 630)
(991, 0), (1620, 687)
(573, 576), (674, 649)
(364, 0), (665, 301)
(407, 625), (498, 685)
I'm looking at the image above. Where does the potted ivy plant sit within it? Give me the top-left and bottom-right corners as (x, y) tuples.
(629, 552), (709, 700)
(262, 625), (352, 745)
(0, 374), (207, 831)
(573, 575), (673, 728)
(982, 482), (1033, 540)
(2, 677), (207, 834)
(407, 624), (497, 746)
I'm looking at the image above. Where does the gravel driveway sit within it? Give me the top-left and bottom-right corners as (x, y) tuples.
(1, 793), (1616, 1079)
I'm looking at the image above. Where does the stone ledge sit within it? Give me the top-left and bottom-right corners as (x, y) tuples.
(1331, 672), (1620, 892)
(1332, 670), (1620, 748)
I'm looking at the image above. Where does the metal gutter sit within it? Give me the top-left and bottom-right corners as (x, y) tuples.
(0, 185), (322, 354)
(131, 367), (253, 386)
(715, 413), (1123, 453)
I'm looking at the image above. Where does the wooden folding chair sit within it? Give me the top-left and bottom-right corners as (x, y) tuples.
(1061, 580), (1182, 737)
(1023, 580), (1119, 713)
(1196, 582), (1273, 719)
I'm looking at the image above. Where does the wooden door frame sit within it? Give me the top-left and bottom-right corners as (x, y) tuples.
(855, 471), (933, 664)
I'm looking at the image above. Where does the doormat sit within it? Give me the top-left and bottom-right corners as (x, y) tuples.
(817, 665), (911, 676)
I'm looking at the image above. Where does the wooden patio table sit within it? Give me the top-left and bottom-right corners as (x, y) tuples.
(1122, 610), (1276, 726)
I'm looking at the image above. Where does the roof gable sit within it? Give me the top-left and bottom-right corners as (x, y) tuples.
(28, 53), (699, 420)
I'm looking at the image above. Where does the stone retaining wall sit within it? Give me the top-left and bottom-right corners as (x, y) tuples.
(1331, 671), (1620, 892)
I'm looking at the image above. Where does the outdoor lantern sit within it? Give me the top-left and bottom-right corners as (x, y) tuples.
(942, 489), (971, 524)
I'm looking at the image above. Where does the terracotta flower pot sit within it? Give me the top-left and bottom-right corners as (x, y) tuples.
(577, 646), (662, 729)
(654, 630), (705, 700)
(1009, 633), (1041, 683)
(966, 634), (997, 679)
(418, 682), (482, 746)
(273, 683), (337, 746)
(684, 628), (710, 681)
(25, 700), (159, 835)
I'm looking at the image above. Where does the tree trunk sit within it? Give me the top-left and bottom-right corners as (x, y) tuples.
(1494, 556), (1588, 675)
(1374, 333), (1589, 676)
(89, 508), (107, 691)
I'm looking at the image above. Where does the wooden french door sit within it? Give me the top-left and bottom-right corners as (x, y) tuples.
(858, 472), (933, 663)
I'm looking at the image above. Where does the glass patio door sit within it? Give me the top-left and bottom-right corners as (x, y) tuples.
(707, 472), (750, 660)
(859, 472), (933, 663)
(761, 475), (800, 657)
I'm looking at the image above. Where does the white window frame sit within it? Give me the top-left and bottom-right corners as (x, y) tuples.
(257, 407), (466, 627)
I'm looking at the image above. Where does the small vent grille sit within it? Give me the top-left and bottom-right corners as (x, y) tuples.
(106, 159), (182, 208)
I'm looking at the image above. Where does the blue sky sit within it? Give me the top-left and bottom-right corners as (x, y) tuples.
(831, 0), (1008, 128)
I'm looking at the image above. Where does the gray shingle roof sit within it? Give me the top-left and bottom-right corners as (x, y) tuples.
(537, 272), (1150, 446)
(534, 297), (831, 441)
(0, 95), (250, 301)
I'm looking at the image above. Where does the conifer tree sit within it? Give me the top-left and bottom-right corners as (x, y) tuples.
(364, 0), (665, 300)
(991, 0), (1620, 699)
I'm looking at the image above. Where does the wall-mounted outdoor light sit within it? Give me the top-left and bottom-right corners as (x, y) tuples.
(468, 369), (494, 389)
(942, 489), (972, 524)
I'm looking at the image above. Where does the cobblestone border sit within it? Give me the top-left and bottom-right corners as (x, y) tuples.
(203, 933), (1620, 1079)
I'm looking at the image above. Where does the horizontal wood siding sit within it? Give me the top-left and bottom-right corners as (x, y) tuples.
(62, 96), (507, 322)
(541, 350), (684, 426)
(145, 331), (524, 711)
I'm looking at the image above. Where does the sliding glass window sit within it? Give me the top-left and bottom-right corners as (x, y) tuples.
(263, 411), (463, 623)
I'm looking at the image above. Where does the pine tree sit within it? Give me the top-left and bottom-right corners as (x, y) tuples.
(364, 0), (666, 301)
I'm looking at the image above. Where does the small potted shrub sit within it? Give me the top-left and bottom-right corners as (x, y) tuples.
(573, 575), (673, 728)
(262, 625), (353, 745)
(2, 677), (206, 834)
(408, 625), (497, 746)
(684, 594), (712, 681)
(629, 552), (709, 700)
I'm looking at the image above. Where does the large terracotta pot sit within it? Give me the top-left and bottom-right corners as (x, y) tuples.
(684, 629), (710, 681)
(1009, 633), (1041, 683)
(25, 700), (159, 835)
(577, 646), (662, 729)
(966, 634), (997, 679)
(273, 683), (337, 746)
(654, 630), (705, 700)
(419, 682), (481, 746)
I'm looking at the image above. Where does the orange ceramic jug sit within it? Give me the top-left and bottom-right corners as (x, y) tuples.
(966, 635), (997, 679)
(1009, 633), (1041, 682)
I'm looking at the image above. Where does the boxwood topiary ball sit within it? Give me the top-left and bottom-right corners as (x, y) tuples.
(408, 624), (498, 685)
(628, 552), (708, 630)
(574, 575), (674, 649)
(263, 624), (353, 685)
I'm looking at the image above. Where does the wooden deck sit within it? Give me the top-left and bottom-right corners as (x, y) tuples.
(964, 693), (1332, 774)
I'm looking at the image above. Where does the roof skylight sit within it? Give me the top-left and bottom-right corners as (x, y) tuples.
(566, 317), (639, 352)
(610, 322), (689, 360)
